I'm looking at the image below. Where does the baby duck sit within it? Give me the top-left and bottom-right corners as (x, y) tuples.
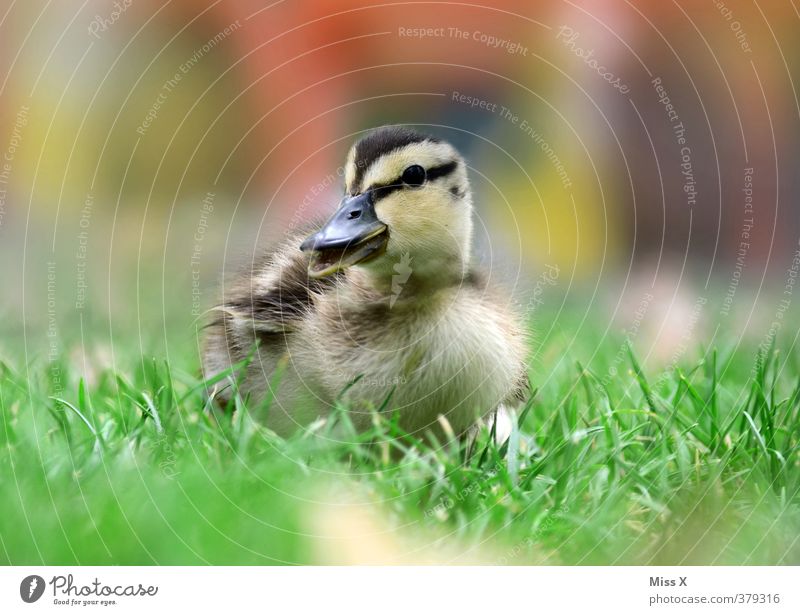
(202, 126), (529, 440)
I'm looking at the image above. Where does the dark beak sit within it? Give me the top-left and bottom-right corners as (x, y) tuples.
(300, 192), (389, 277)
(300, 193), (385, 252)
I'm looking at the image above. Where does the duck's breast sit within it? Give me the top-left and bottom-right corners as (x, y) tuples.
(296, 288), (526, 434)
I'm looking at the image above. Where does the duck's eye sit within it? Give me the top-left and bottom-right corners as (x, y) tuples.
(401, 164), (426, 187)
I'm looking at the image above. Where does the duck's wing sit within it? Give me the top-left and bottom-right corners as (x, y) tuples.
(507, 371), (532, 404)
(221, 239), (337, 333)
(201, 231), (338, 395)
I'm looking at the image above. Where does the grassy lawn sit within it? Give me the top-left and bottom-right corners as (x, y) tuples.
(1, 310), (799, 565)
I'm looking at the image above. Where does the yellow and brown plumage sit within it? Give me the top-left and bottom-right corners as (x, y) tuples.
(202, 126), (529, 439)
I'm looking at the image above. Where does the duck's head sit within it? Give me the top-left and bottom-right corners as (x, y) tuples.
(300, 126), (473, 286)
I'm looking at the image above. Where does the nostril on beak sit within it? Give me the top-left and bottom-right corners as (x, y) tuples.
(347, 210), (361, 220)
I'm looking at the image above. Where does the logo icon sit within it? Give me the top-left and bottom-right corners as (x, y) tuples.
(390, 252), (413, 308)
(20, 575), (45, 603)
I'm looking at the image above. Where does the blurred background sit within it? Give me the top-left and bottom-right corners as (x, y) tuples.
(1, 0), (799, 370)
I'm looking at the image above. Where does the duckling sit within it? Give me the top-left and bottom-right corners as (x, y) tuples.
(202, 126), (530, 440)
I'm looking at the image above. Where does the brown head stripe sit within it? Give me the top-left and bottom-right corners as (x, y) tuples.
(351, 126), (438, 194)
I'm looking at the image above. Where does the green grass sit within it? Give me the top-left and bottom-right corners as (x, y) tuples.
(1, 321), (799, 565)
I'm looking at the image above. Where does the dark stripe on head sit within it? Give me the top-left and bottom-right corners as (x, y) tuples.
(426, 160), (457, 182)
(351, 126), (437, 194)
(369, 160), (460, 202)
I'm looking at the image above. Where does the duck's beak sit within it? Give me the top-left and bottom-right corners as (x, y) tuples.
(300, 192), (388, 278)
